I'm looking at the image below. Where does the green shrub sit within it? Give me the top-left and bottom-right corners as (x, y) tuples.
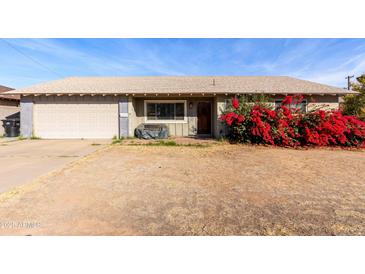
(342, 74), (365, 120)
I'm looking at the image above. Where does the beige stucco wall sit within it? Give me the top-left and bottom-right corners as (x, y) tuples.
(306, 95), (339, 111)
(131, 96), (214, 137)
(214, 96), (229, 138)
(128, 96), (136, 137)
(20, 94), (340, 139)
(26, 95), (217, 138)
(270, 94), (339, 110)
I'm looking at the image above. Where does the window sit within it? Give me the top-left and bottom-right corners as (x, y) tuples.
(275, 99), (307, 113)
(224, 99), (231, 110)
(145, 100), (187, 123)
(274, 100), (283, 110)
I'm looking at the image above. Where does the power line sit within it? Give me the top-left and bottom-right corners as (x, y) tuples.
(1, 38), (64, 78)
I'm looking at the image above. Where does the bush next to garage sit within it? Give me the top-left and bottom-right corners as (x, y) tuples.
(220, 95), (365, 147)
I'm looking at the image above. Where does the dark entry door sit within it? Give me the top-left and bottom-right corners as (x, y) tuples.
(197, 102), (211, 135)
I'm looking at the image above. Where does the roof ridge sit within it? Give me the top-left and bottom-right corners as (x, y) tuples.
(62, 75), (290, 78)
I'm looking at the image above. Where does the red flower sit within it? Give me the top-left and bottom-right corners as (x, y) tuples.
(221, 98), (365, 147)
(237, 114), (245, 123)
(282, 95), (293, 105)
(318, 110), (326, 120)
(221, 112), (239, 126)
(281, 106), (293, 118)
(264, 109), (276, 119)
(232, 98), (240, 109)
(293, 94), (304, 104)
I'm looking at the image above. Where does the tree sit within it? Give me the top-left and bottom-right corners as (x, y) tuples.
(343, 74), (365, 119)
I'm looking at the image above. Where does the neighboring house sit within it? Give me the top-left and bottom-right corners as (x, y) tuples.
(4, 76), (356, 139)
(0, 85), (19, 135)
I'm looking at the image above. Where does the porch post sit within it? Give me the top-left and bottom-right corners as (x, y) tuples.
(20, 96), (33, 138)
(118, 97), (129, 138)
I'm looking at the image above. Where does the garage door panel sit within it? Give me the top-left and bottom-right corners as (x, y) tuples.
(34, 102), (118, 138)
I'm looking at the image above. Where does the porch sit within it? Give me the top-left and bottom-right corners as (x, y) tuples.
(129, 95), (227, 138)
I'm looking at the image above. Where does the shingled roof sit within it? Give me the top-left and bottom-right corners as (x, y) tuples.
(0, 85), (19, 101)
(3, 76), (355, 95)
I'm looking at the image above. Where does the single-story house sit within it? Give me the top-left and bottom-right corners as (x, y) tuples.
(0, 85), (19, 135)
(4, 76), (356, 139)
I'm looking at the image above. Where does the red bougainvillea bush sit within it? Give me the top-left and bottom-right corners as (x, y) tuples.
(220, 95), (365, 147)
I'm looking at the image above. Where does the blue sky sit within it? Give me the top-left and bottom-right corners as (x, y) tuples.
(0, 38), (364, 89)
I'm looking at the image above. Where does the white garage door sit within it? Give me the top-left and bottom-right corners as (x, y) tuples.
(34, 101), (119, 139)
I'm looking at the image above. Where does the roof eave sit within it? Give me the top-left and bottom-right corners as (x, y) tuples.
(11, 91), (357, 96)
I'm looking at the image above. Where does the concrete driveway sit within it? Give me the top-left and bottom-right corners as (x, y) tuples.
(0, 139), (109, 193)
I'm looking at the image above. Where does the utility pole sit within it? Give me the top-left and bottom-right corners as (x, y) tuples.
(345, 75), (354, 90)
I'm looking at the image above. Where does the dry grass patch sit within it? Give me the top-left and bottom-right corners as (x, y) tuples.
(0, 144), (364, 235)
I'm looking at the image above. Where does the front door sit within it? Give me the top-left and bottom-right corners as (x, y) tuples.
(197, 102), (211, 135)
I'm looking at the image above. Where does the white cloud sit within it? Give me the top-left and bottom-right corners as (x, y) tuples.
(2, 38), (365, 88)
(297, 52), (365, 87)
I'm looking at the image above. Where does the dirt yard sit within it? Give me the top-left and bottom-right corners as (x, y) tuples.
(0, 143), (364, 235)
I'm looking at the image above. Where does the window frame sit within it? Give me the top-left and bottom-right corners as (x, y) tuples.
(224, 99), (231, 110)
(275, 99), (308, 113)
(144, 100), (188, 123)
